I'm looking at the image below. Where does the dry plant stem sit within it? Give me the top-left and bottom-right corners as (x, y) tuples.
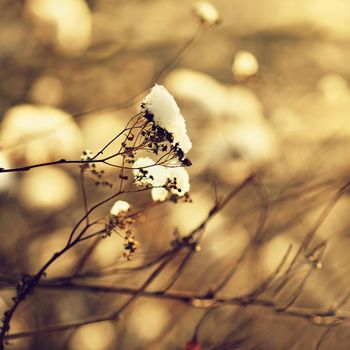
(0, 23), (216, 348)
(0, 114), (146, 175)
(5, 315), (113, 341)
(5, 251), (180, 343)
(0, 242), (75, 349)
(75, 248), (174, 278)
(115, 116), (145, 191)
(73, 25), (207, 117)
(109, 250), (179, 318)
(0, 186), (154, 348)
(187, 174), (256, 242)
(160, 249), (195, 293)
(67, 186), (155, 246)
(208, 178), (268, 295)
(145, 174), (254, 294)
(0, 23), (210, 153)
(0, 220), (102, 348)
(0, 151), (136, 174)
(104, 174), (256, 317)
(334, 290), (350, 312)
(251, 179), (269, 240)
(245, 244), (293, 301)
(80, 169), (89, 225)
(0, 142), (179, 175)
(191, 243), (292, 342)
(75, 228), (107, 243)
(316, 322), (339, 350)
(3, 175), (255, 342)
(274, 181), (350, 294)
(270, 244), (326, 315)
(71, 237), (102, 277)
(0, 242), (343, 343)
(0, 227), (98, 348)
(92, 113), (143, 160)
(67, 189), (122, 245)
(192, 305), (219, 342)
(74, 201), (165, 276)
(186, 181), (344, 342)
(152, 25), (205, 82)
(44, 174), (255, 282)
(6, 284), (350, 341)
(280, 266), (314, 311)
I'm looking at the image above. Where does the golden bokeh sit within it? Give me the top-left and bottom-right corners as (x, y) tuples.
(1, 0), (350, 349)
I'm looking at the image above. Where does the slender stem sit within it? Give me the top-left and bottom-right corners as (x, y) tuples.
(80, 169), (89, 225)
(0, 175), (255, 348)
(6, 284), (350, 341)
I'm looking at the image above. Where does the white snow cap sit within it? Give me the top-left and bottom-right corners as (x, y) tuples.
(168, 167), (190, 196)
(133, 157), (190, 201)
(142, 84), (192, 153)
(133, 157), (169, 187)
(193, 1), (220, 26)
(151, 187), (168, 202)
(110, 200), (130, 216)
(150, 166), (190, 200)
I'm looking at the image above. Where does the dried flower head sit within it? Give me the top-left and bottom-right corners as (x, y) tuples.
(107, 201), (138, 259)
(81, 149), (94, 161)
(110, 200), (130, 216)
(123, 234), (140, 260)
(142, 84), (192, 154)
(133, 157), (190, 201)
(133, 157), (169, 187)
(193, 1), (220, 26)
(232, 50), (259, 78)
(168, 166), (190, 196)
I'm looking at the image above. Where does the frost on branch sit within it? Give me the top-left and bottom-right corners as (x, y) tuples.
(142, 84), (192, 154)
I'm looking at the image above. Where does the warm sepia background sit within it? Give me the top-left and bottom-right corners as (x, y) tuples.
(1, 0), (350, 349)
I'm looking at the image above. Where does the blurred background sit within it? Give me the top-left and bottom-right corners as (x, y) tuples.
(1, 0), (350, 349)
